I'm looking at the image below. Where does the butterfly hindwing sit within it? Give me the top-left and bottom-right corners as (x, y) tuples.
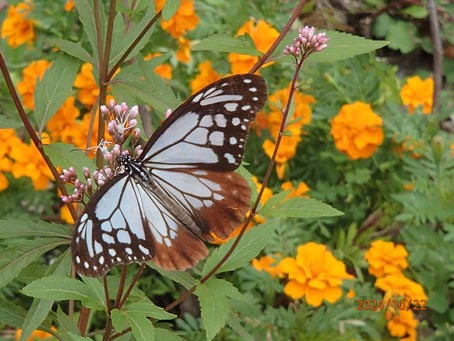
(72, 174), (209, 276)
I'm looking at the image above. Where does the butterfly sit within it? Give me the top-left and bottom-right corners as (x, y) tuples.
(72, 74), (267, 277)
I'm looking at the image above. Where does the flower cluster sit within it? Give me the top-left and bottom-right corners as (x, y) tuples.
(60, 101), (142, 204)
(365, 240), (427, 340)
(399, 76), (433, 114)
(330, 101), (384, 160)
(284, 26), (329, 58)
(1, 0), (35, 48)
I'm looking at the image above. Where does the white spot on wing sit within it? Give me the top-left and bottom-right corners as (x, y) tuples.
(232, 117), (240, 126)
(214, 114), (227, 127)
(243, 78), (252, 83)
(229, 137), (237, 145)
(249, 87), (257, 92)
(224, 102), (238, 112)
(102, 233), (115, 244)
(94, 241), (103, 254)
(186, 127), (208, 144)
(117, 229), (131, 244)
(209, 131), (224, 146)
(200, 115), (213, 127)
(224, 153), (236, 164)
(201, 94), (243, 106)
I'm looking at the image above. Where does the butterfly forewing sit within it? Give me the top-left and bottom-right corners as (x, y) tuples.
(140, 74), (267, 170)
(72, 74), (267, 277)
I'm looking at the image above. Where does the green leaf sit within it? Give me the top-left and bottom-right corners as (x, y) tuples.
(162, 0), (181, 20)
(74, 0), (104, 63)
(306, 31), (388, 63)
(81, 276), (106, 310)
(227, 314), (254, 341)
(43, 142), (96, 180)
(123, 301), (176, 320)
(0, 238), (68, 288)
(20, 250), (71, 341)
(128, 313), (155, 341)
(262, 197), (343, 218)
(196, 278), (232, 340)
(110, 58), (178, 114)
(109, 7), (156, 68)
(34, 54), (80, 133)
(57, 306), (84, 340)
(193, 33), (262, 55)
(0, 115), (22, 128)
(147, 263), (195, 289)
(22, 276), (90, 301)
(113, 308), (156, 341)
(154, 328), (184, 341)
(0, 298), (27, 328)
(48, 38), (93, 63)
(0, 219), (72, 239)
(202, 220), (276, 276)
(402, 5), (428, 19)
(387, 21), (416, 53)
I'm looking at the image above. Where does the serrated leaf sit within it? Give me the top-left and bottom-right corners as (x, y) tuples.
(74, 0), (104, 63)
(123, 301), (176, 320)
(162, 0), (181, 20)
(0, 298), (27, 328)
(48, 38), (93, 63)
(193, 33), (262, 55)
(57, 306), (83, 341)
(0, 219), (72, 239)
(124, 312), (155, 341)
(262, 197), (343, 218)
(110, 59), (178, 114)
(0, 238), (68, 288)
(20, 250), (71, 341)
(34, 54), (79, 132)
(81, 276), (106, 310)
(147, 263), (195, 289)
(196, 279), (231, 340)
(22, 276), (90, 301)
(43, 142), (96, 180)
(202, 220), (276, 276)
(111, 309), (129, 332)
(306, 31), (388, 63)
(155, 328), (184, 341)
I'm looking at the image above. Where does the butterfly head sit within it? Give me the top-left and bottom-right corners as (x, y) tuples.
(116, 154), (133, 174)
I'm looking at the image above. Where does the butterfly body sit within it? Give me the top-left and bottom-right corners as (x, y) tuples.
(72, 74), (267, 277)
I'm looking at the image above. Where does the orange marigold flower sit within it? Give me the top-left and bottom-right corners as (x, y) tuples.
(176, 36), (191, 63)
(17, 60), (52, 110)
(228, 19), (279, 74)
(281, 181), (310, 198)
(278, 242), (354, 306)
(16, 326), (57, 340)
(46, 96), (80, 143)
(9, 136), (53, 190)
(400, 76), (433, 114)
(190, 61), (221, 93)
(252, 255), (283, 278)
(60, 203), (76, 224)
(376, 272), (427, 302)
(268, 86), (315, 138)
(1, 1), (35, 48)
(385, 309), (418, 340)
(364, 240), (408, 278)
(346, 288), (356, 299)
(64, 0), (75, 11)
(330, 101), (384, 160)
(144, 53), (172, 79)
(0, 129), (18, 191)
(74, 63), (99, 107)
(263, 134), (301, 179)
(156, 0), (199, 38)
